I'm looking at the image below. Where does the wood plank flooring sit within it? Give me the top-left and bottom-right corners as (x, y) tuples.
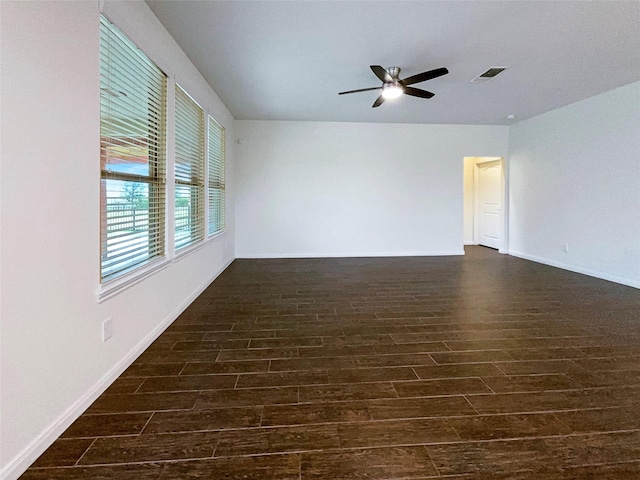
(21, 247), (640, 479)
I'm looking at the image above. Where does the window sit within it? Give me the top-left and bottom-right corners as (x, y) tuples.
(100, 16), (167, 282)
(208, 116), (225, 235)
(175, 85), (205, 250)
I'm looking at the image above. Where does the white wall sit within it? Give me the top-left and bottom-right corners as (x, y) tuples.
(0, 2), (235, 478)
(508, 81), (640, 288)
(236, 121), (508, 258)
(463, 157), (476, 244)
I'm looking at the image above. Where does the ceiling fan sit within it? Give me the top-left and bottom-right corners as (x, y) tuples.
(339, 65), (449, 108)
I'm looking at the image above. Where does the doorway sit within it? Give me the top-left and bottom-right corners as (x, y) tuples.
(463, 157), (506, 252)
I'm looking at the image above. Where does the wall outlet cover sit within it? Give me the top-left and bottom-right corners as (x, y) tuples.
(102, 318), (113, 342)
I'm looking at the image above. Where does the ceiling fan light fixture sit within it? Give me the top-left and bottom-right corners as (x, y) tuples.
(338, 65), (448, 107)
(382, 84), (403, 99)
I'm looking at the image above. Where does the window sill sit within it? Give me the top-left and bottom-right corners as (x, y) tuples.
(97, 231), (227, 303)
(174, 238), (209, 261)
(97, 258), (171, 303)
(208, 228), (225, 241)
(96, 230), (226, 303)
(175, 229), (226, 259)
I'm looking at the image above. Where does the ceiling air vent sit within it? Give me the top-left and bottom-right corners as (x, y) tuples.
(471, 67), (508, 83)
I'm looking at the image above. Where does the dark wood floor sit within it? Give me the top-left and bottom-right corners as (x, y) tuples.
(21, 247), (640, 479)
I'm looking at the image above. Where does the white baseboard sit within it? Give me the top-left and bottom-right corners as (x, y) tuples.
(237, 250), (465, 259)
(508, 250), (640, 289)
(0, 258), (234, 480)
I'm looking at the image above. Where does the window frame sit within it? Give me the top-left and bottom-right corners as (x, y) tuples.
(207, 115), (226, 237)
(174, 84), (206, 252)
(99, 14), (168, 285)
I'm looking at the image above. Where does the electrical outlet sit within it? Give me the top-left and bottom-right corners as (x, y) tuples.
(102, 318), (113, 342)
(562, 243), (569, 253)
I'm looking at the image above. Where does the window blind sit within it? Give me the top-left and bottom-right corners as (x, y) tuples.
(100, 16), (167, 282)
(175, 85), (205, 250)
(208, 116), (225, 235)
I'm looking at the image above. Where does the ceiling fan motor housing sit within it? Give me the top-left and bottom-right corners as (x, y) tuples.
(386, 67), (401, 81)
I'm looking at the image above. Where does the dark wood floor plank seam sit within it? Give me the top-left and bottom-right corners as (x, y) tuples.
(72, 438), (97, 467)
(26, 449), (640, 472)
(139, 413), (157, 437)
(478, 376), (497, 394)
(462, 404), (640, 417)
(61, 405), (634, 436)
(177, 429), (640, 457)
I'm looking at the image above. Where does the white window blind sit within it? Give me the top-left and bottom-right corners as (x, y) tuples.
(175, 85), (205, 250)
(208, 116), (225, 235)
(100, 16), (167, 282)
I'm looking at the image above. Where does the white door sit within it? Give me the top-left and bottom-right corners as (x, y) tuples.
(476, 160), (502, 249)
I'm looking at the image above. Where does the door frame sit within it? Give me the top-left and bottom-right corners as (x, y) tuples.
(467, 157), (508, 254)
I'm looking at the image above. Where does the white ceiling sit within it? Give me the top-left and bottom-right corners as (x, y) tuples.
(146, 0), (640, 125)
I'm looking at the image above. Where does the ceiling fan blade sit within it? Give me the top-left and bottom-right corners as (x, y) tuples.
(372, 95), (386, 108)
(404, 86), (435, 99)
(402, 67), (449, 86)
(370, 65), (393, 83)
(338, 86), (383, 95)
